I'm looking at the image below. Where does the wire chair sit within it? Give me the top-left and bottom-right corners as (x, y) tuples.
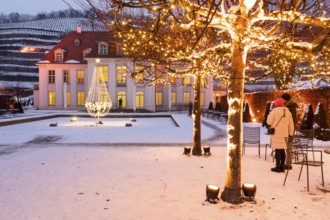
(243, 126), (261, 158)
(283, 136), (324, 192)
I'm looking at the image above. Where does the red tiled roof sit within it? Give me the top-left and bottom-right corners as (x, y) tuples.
(40, 31), (123, 64)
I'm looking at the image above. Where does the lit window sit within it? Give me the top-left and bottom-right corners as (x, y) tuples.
(63, 70), (70, 84)
(117, 91), (126, 108)
(183, 92), (191, 105)
(183, 76), (191, 86)
(156, 92), (163, 106)
(66, 92), (71, 106)
(56, 52), (63, 61)
(98, 43), (108, 55)
(117, 66), (126, 84)
(171, 92), (176, 105)
(77, 70), (84, 84)
(97, 65), (108, 83)
(136, 91), (144, 108)
(77, 92), (85, 106)
(48, 91), (56, 106)
(48, 70), (55, 84)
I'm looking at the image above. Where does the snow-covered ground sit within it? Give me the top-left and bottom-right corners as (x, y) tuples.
(0, 110), (329, 220)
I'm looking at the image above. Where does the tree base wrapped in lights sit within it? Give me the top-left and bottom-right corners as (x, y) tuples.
(85, 63), (112, 124)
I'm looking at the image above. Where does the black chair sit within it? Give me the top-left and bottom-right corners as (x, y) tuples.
(243, 126), (261, 158)
(295, 128), (315, 160)
(283, 136), (324, 192)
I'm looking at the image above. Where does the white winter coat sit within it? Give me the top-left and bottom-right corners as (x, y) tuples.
(267, 106), (294, 149)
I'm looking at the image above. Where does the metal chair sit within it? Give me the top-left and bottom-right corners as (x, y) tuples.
(243, 126), (261, 158)
(283, 136), (324, 192)
(295, 128), (315, 160)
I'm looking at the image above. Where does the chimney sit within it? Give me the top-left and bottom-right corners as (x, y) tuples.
(77, 25), (82, 34)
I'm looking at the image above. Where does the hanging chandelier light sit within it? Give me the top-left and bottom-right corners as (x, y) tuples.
(85, 59), (112, 124)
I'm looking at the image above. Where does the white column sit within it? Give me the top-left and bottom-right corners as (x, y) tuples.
(168, 84), (172, 111)
(133, 84), (136, 112)
(63, 82), (67, 112)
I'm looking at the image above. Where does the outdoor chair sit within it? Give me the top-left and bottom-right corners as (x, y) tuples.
(243, 126), (261, 158)
(283, 136), (324, 192)
(295, 128), (315, 160)
(220, 113), (228, 125)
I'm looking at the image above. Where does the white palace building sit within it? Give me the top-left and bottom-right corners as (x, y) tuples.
(34, 27), (213, 112)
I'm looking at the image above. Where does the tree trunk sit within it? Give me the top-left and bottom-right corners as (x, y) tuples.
(220, 40), (246, 204)
(192, 75), (202, 156)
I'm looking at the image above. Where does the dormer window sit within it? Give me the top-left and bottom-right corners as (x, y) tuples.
(54, 48), (66, 62)
(74, 39), (81, 46)
(98, 42), (108, 55)
(56, 53), (63, 61)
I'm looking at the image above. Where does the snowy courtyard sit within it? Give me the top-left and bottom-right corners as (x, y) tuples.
(0, 111), (330, 220)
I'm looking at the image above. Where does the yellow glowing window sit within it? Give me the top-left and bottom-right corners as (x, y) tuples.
(48, 91), (56, 106)
(117, 66), (126, 84)
(156, 92), (163, 106)
(77, 70), (84, 84)
(171, 92), (176, 105)
(183, 92), (190, 105)
(136, 91), (144, 108)
(97, 65), (108, 83)
(77, 91), (85, 106)
(66, 92), (71, 106)
(183, 76), (191, 86)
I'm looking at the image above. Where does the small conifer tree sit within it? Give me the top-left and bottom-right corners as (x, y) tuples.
(300, 104), (314, 130)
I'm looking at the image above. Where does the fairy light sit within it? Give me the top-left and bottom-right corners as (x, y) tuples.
(97, 0), (330, 201)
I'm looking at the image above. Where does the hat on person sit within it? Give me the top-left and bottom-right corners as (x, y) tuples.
(274, 98), (285, 107)
(281, 93), (291, 101)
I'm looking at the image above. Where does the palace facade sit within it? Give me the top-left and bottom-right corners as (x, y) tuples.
(34, 27), (213, 112)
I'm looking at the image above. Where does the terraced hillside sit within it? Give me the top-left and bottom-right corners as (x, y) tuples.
(0, 18), (106, 94)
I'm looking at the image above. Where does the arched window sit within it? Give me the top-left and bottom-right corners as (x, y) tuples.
(136, 91), (144, 108)
(117, 91), (126, 108)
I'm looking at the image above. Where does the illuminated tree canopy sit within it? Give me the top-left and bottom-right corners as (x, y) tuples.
(77, 0), (330, 203)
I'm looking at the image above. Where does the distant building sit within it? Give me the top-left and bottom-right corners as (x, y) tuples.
(34, 28), (213, 112)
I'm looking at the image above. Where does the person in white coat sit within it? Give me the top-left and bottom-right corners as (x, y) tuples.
(267, 98), (295, 172)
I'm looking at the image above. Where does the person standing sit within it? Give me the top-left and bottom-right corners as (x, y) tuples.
(281, 93), (298, 127)
(267, 98), (294, 172)
(281, 93), (298, 170)
(118, 98), (123, 109)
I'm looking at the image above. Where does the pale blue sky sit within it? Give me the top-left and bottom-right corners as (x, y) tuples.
(0, 0), (81, 15)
